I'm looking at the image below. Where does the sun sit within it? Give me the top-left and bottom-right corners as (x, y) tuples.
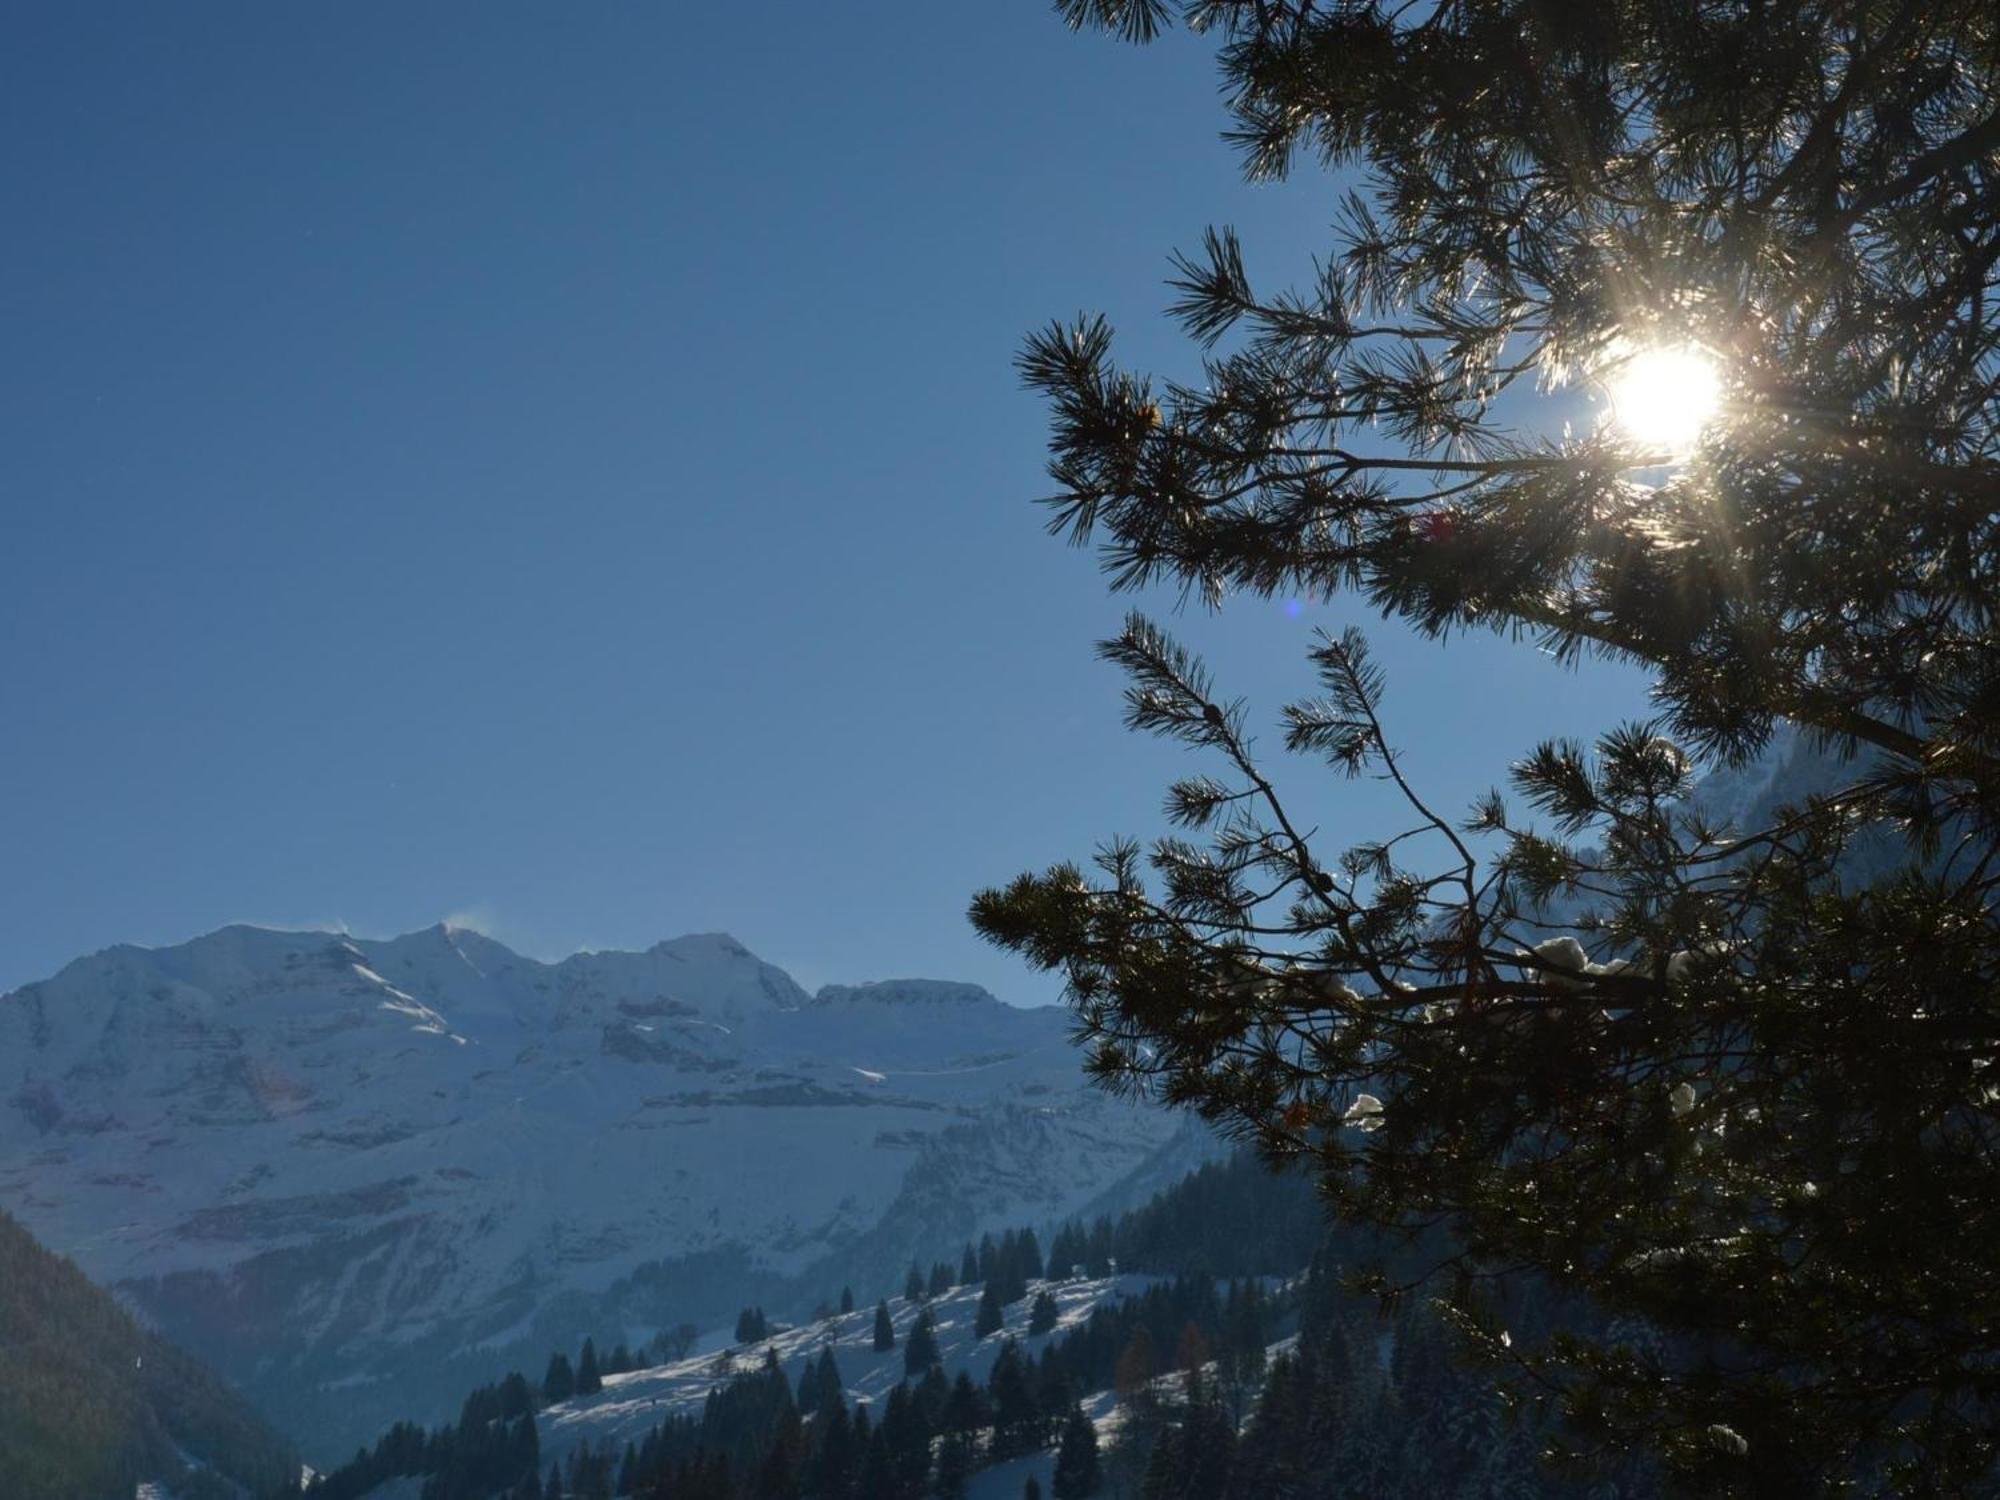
(1606, 345), (1723, 454)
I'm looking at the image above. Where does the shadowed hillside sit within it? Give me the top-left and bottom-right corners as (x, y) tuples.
(0, 1208), (297, 1500)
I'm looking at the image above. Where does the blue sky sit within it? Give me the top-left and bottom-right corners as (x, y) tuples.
(1, 4), (1651, 1000)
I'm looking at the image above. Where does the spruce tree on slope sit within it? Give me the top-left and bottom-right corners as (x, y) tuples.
(904, 1306), (941, 1378)
(1052, 1403), (1102, 1499)
(933, 1428), (975, 1500)
(973, 2), (2000, 1488)
(873, 1300), (896, 1353)
(540, 1353), (574, 1405)
(974, 1284), (1004, 1339)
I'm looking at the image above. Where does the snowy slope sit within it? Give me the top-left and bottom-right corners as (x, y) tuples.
(0, 926), (1190, 1455)
(532, 1277), (1300, 1500)
(537, 1273), (1152, 1464)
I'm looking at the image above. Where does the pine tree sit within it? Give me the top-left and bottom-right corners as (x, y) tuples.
(809, 1347), (845, 1417)
(541, 1353), (575, 1405)
(959, 1244), (979, 1285)
(575, 1338), (602, 1397)
(1112, 1327), (1155, 1411)
(857, 1424), (895, 1500)
(904, 1306), (941, 1378)
(906, 1262), (927, 1302)
(974, 2), (2000, 1487)
(1051, 1404), (1101, 1499)
(806, 1395), (855, 1499)
(974, 1284), (1004, 1339)
(1028, 1290), (1059, 1337)
(1019, 1228), (1045, 1283)
(944, 1371), (987, 1436)
(1138, 1430), (1178, 1500)
(1177, 1385), (1235, 1497)
(1048, 1224), (1080, 1281)
(932, 1428), (975, 1500)
(988, 1340), (1042, 1459)
(1082, 1222), (1112, 1281)
(840, 1286), (855, 1316)
(873, 1299), (896, 1353)
(928, 1261), (953, 1298)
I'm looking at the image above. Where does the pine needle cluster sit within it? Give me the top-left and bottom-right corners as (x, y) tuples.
(976, 3), (2000, 1491)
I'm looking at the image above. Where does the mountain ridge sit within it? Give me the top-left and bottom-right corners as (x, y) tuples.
(0, 923), (1191, 1458)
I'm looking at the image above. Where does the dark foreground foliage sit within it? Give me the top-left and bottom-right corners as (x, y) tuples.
(976, 2), (2000, 1492)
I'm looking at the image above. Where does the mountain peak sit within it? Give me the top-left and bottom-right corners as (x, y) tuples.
(649, 931), (755, 960)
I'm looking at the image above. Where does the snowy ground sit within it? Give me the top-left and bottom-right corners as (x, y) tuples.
(533, 1280), (1306, 1500)
(540, 1273), (1157, 1461)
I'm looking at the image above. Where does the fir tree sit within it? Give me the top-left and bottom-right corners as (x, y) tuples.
(943, 1371), (988, 1436)
(808, 1348), (845, 1417)
(928, 1261), (953, 1299)
(1112, 1327), (1155, 1411)
(873, 1300), (896, 1353)
(1138, 1433), (1178, 1500)
(575, 1339), (601, 1397)
(857, 1424), (895, 1500)
(1028, 1290), (1059, 1337)
(988, 1340), (1042, 1459)
(932, 1428), (975, 1500)
(840, 1286), (854, 1316)
(805, 1396), (854, 1498)
(959, 1244), (979, 1285)
(1082, 1222), (1112, 1281)
(974, 1284), (1004, 1339)
(904, 1306), (941, 1378)
(1019, 1227), (1045, 1283)
(906, 1262), (927, 1302)
(1051, 1404), (1101, 1499)
(540, 1353), (575, 1405)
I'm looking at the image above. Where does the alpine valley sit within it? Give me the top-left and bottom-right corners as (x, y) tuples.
(0, 926), (1203, 1458)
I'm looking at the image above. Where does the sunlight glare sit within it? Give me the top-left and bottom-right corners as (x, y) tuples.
(1607, 346), (1722, 454)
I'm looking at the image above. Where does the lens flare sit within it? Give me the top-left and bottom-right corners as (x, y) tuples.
(1607, 346), (1722, 453)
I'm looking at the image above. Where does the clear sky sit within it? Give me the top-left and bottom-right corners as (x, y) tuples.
(1, 4), (1653, 1000)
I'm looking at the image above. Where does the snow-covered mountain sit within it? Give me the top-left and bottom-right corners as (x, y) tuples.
(0, 925), (1194, 1457)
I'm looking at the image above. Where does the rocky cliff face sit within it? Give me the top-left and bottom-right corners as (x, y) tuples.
(0, 925), (1190, 1456)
